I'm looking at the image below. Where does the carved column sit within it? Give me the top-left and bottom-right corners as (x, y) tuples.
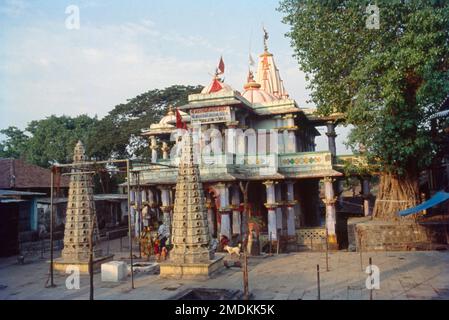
(159, 186), (173, 227)
(325, 121), (337, 160)
(231, 184), (241, 236)
(141, 189), (149, 226)
(161, 141), (170, 160)
(150, 136), (158, 163)
(263, 180), (278, 241)
(275, 183), (283, 232)
(206, 196), (216, 238)
(284, 114), (297, 153)
(285, 181), (297, 237)
(323, 176), (337, 247)
(226, 121), (239, 155)
(147, 188), (155, 207)
(216, 182), (231, 240)
(129, 190), (138, 236)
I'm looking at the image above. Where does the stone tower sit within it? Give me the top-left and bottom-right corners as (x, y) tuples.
(61, 141), (99, 261)
(170, 133), (213, 263)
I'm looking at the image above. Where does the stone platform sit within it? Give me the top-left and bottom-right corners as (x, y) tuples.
(159, 255), (224, 280)
(348, 217), (449, 251)
(52, 254), (114, 274)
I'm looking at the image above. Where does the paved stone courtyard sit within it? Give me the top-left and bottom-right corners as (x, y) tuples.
(1, 238), (448, 300)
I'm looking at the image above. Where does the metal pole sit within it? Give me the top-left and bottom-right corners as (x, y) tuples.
(359, 233), (363, 272)
(41, 238), (44, 259)
(89, 213), (95, 300)
(317, 264), (321, 300)
(127, 160), (135, 289)
(369, 257), (373, 300)
(243, 250), (249, 300)
(54, 158), (176, 168)
(136, 172), (142, 259)
(325, 229), (329, 272)
(48, 169), (55, 287)
(106, 232), (110, 255)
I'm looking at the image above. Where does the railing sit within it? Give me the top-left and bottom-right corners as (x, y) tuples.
(135, 151), (336, 183)
(279, 151), (333, 174)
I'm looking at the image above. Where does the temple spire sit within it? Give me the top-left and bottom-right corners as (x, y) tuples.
(61, 141), (99, 262)
(254, 29), (289, 99)
(169, 132), (212, 264)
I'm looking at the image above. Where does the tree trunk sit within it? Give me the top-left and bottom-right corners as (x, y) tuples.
(239, 181), (250, 246)
(373, 171), (419, 222)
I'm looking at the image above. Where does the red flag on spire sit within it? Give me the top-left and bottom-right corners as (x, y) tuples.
(176, 108), (187, 129)
(217, 56), (225, 75)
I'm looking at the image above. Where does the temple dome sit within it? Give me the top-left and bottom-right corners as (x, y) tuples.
(242, 71), (276, 104)
(201, 77), (234, 94)
(150, 106), (188, 129)
(158, 106), (176, 126)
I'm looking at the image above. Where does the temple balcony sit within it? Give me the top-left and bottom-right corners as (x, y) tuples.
(278, 151), (341, 178)
(132, 151), (342, 185)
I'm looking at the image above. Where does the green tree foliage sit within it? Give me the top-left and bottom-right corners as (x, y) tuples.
(0, 85), (202, 166)
(0, 126), (29, 159)
(88, 85), (203, 160)
(25, 115), (99, 168)
(280, 0), (449, 219)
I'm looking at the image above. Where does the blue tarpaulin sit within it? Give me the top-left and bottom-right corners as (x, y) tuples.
(398, 191), (449, 216)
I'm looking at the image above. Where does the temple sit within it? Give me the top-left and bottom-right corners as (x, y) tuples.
(133, 33), (346, 251)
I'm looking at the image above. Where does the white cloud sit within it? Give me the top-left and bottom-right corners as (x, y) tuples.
(0, 0), (27, 17)
(0, 19), (215, 130)
(0, 14), (351, 154)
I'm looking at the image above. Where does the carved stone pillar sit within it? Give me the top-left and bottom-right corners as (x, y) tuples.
(129, 190), (138, 236)
(285, 181), (297, 237)
(263, 180), (278, 241)
(159, 186), (173, 227)
(161, 141), (170, 160)
(206, 197), (216, 238)
(231, 185), (241, 236)
(226, 121), (239, 155)
(284, 114), (297, 153)
(216, 182), (231, 240)
(141, 189), (149, 227)
(150, 136), (158, 163)
(275, 183), (283, 232)
(325, 122), (337, 160)
(323, 176), (337, 247)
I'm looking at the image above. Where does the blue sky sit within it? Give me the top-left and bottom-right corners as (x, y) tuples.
(0, 0), (351, 153)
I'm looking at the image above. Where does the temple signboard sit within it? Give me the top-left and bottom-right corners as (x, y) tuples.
(190, 106), (231, 124)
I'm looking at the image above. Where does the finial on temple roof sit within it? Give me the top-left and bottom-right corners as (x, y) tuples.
(247, 70), (254, 83)
(167, 104), (174, 115)
(263, 26), (269, 52)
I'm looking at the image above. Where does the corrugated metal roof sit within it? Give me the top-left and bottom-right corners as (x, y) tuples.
(0, 189), (46, 196)
(37, 193), (127, 204)
(0, 199), (28, 203)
